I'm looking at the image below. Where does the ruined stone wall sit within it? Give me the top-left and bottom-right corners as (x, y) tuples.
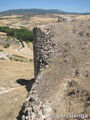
(33, 25), (54, 78)
(21, 20), (90, 120)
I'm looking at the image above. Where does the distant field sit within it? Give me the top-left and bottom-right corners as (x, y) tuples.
(0, 14), (57, 29)
(0, 14), (90, 30)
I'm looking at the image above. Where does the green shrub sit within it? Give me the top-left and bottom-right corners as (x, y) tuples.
(29, 59), (33, 62)
(0, 58), (5, 60)
(12, 54), (25, 58)
(4, 43), (10, 48)
(9, 57), (13, 60)
(9, 54), (33, 63)
(6, 36), (9, 41)
(19, 40), (24, 47)
(0, 26), (33, 44)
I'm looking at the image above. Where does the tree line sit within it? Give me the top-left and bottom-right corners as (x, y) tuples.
(0, 26), (33, 43)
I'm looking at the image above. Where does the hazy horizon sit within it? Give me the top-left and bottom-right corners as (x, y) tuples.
(0, 0), (90, 13)
(0, 8), (90, 14)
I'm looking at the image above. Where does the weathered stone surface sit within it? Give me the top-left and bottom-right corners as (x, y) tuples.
(21, 20), (90, 120)
(58, 16), (75, 22)
(0, 52), (12, 59)
(33, 25), (54, 78)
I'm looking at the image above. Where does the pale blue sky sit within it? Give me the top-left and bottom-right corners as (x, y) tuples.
(0, 0), (90, 13)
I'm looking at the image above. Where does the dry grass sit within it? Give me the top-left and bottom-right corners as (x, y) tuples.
(0, 14), (90, 30)
(0, 14), (57, 29)
(0, 60), (34, 120)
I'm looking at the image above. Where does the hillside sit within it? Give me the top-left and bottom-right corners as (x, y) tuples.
(0, 9), (90, 16)
(0, 14), (90, 120)
(0, 14), (58, 29)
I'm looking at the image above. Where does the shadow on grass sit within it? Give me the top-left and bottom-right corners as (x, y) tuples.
(16, 78), (35, 120)
(17, 78), (35, 92)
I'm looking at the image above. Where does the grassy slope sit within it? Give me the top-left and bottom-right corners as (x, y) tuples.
(0, 60), (34, 120)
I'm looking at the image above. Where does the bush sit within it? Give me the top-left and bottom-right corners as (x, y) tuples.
(29, 59), (33, 62)
(0, 58), (5, 60)
(4, 43), (10, 48)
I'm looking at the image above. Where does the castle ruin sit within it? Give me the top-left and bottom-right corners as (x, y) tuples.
(21, 20), (90, 120)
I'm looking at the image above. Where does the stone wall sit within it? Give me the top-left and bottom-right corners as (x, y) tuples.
(33, 25), (54, 78)
(21, 20), (90, 120)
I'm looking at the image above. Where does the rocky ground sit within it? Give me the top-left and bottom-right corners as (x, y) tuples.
(22, 19), (90, 120)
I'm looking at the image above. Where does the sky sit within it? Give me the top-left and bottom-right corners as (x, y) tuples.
(0, 0), (90, 13)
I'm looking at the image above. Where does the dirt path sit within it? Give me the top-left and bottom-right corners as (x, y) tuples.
(0, 86), (23, 96)
(0, 41), (33, 60)
(16, 42), (33, 58)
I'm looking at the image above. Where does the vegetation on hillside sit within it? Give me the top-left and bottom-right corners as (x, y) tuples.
(0, 9), (90, 16)
(0, 26), (33, 45)
(4, 43), (10, 48)
(9, 54), (33, 63)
